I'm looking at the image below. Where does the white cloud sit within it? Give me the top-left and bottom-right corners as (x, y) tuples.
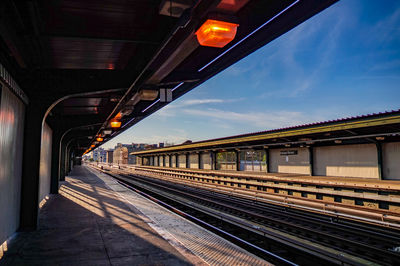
(130, 134), (188, 145)
(182, 108), (317, 130)
(179, 99), (225, 106)
(153, 97), (244, 118)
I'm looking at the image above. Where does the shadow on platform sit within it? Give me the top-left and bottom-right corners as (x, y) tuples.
(0, 166), (191, 266)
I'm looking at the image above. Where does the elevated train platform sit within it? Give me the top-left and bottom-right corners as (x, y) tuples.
(0, 165), (268, 265)
(130, 111), (400, 227)
(1, 0), (397, 264)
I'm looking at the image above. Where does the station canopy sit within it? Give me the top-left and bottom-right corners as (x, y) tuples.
(0, 0), (337, 154)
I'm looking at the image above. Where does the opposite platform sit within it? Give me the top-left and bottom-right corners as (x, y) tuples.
(0, 165), (268, 266)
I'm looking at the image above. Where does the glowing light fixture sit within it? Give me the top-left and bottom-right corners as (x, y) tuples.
(115, 112), (122, 119)
(198, 0), (299, 71)
(90, 144), (95, 148)
(110, 120), (121, 128)
(196, 19), (239, 48)
(96, 137), (104, 142)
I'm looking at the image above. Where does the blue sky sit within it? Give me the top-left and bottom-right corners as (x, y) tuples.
(101, 0), (400, 149)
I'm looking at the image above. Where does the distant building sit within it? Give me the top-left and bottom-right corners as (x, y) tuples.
(144, 144), (157, 150)
(158, 142), (164, 148)
(113, 143), (128, 164)
(108, 142), (160, 165)
(93, 147), (107, 162)
(106, 150), (113, 163)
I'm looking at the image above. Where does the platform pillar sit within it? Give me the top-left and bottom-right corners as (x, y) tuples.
(198, 152), (202, 169)
(211, 151), (217, 170)
(235, 150), (240, 171)
(265, 148), (270, 173)
(186, 153), (190, 168)
(59, 141), (66, 181)
(50, 130), (62, 194)
(308, 146), (314, 176)
(376, 142), (383, 180)
(20, 104), (46, 231)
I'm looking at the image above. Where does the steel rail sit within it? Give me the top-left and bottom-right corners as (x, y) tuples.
(92, 164), (400, 265)
(112, 174), (297, 266)
(124, 171), (400, 264)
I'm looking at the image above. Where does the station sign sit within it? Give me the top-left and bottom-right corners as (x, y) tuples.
(280, 150), (298, 156)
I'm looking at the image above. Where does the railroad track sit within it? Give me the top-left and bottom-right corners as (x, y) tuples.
(90, 164), (400, 265)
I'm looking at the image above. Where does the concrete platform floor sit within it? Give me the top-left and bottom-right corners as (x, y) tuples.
(0, 166), (268, 266)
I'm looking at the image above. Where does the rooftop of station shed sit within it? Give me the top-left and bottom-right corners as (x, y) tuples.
(132, 109), (400, 155)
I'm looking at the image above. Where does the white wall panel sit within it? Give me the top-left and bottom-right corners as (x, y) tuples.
(383, 142), (400, 180)
(270, 148), (311, 175)
(314, 144), (379, 178)
(201, 153), (211, 169)
(171, 155), (176, 167)
(178, 154), (186, 168)
(189, 154), (198, 169)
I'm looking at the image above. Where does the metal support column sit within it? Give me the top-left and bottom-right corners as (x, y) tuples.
(64, 146), (69, 177)
(265, 148), (270, 173)
(198, 152), (202, 169)
(235, 150), (240, 171)
(186, 153), (190, 168)
(59, 142), (66, 181)
(376, 142), (383, 180)
(50, 130), (62, 194)
(20, 104), (46, 231)
(211, 151), (217, 170)
(308, 146), (314, 176)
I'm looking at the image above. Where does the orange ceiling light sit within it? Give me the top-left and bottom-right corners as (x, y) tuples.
(196, 19), (239, 48)
(96, 137), (104, 142)
(90, 144), (95, 148)
(114, 112), (122, 119)
(110, 120), (121, 128)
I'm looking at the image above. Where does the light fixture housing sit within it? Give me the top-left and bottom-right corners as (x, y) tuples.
(110, 120), (121, 128)
(196, 19), (239, 48)
(103, 129), (112, 135)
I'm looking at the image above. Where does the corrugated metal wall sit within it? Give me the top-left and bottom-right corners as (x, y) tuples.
(314, 144), (379, 178)
(270, 148), (311, 175)
(39, 123), (52, 204)
(201, 153), (211, 169)
(178, 154), (186, 168)
(189, 154), (198, 169)
(383, 142), (400, 180)
(171, 155), (176, 167)
(0, 84), (25, 244)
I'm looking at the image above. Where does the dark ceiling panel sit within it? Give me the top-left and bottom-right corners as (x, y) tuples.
(0, 0), (339, 154)
(61, 97), (103, 107)
(63, 107), (101, 115)
(35, 0), (173, 69)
